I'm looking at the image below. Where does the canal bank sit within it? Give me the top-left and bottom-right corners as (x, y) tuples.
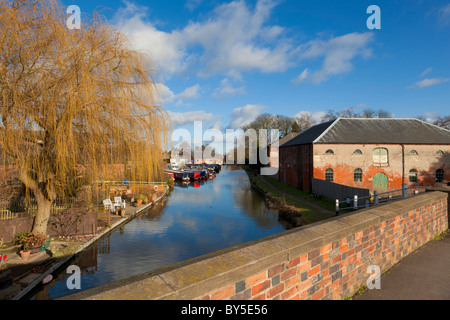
(242, 166), (335, 227)
(0, 185), (170, 300)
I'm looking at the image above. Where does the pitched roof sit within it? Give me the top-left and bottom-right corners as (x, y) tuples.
(281, 120), (335, 147)
(281, 118), (450, 146)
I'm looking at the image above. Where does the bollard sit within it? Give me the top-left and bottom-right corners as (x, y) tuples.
(354, 195), (358, 210)
(374, 191), (379, 205)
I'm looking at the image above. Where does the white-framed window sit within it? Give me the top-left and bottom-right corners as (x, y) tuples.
(373, 147), (388, 165)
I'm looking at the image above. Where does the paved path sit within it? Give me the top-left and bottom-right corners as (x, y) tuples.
(355, 231), (450, 300)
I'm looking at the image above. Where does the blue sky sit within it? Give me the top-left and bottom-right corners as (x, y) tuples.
(66, 0), (450, 140)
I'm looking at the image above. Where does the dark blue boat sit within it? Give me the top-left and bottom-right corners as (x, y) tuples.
(165, 169), (190, 181)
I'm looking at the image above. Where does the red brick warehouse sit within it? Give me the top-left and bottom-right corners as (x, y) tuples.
(278, 118), (450, 194)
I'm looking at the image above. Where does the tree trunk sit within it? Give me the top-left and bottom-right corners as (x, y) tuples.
(18, 168), (53, 235)
(31, 194), (52, 235)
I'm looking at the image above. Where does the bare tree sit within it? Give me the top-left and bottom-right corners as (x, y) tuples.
(272, 115), (298, 138)
(375, 109), (393, 118)
(321, 109), (341, 122)
(360, 108), (377, 118)
(0, 0), (170, 234)
(242, 113), (301, 139)
(242, 113), (274, 132)
(322, 108), (392, 121)
(292, 113), (313, 133)
(433, 115), (450, 130)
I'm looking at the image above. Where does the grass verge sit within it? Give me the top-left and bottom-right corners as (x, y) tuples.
(243, 166), (335, 226)
(263, 176), (336, 212)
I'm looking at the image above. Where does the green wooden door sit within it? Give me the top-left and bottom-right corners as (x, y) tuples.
(373, 173), (388, 193)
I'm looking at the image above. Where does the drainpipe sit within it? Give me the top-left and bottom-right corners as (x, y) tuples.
(401, 144), (406, 198)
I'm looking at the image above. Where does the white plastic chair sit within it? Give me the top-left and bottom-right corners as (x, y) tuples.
(103, 199), (114, 213)
(114, 196), (126, 209)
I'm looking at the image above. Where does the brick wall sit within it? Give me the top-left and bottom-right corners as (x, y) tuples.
(66, 191), (448, 301)
(279, 144), (313, 191)
(0, 211), (98, 243)
(313, 144), (450, 193)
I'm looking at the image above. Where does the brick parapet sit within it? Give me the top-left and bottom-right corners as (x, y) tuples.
(66, 191), (448, 300)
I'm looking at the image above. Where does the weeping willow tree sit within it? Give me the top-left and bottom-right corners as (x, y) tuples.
(0, 0), (171, 234)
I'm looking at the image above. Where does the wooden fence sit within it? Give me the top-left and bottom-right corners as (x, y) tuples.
(0, 209), (16, 220)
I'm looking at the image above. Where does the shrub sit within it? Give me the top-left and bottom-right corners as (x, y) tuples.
(14, 232), (30, 246)
(18, 232), (47, 252)
(136, 194), (148, 204)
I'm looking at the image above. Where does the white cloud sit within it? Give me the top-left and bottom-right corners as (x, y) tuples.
(229, 104), (267, 129)
(294, 32), (374, 84)
(213, 78), (246, 99)
(115, 1), (375, 86)
(181, 0), (291, 76)
(408, 78), (450, 89)
(420, 67), (433, 77)
(176, 84), (201, 100)
(438, 3), (450, 26)
(113, 2), (188, 75)
(293, 110), (326, 125)
(291, 68), (309, 84)
(421, 112), (439, 123)
(153, 83), (175, 104)
(208, 120), (223, 132)
(153, 83), (201, 105)
(185, 0), (204, 11)
(114, 0), (292, 78)
(168, 110), (216, 126)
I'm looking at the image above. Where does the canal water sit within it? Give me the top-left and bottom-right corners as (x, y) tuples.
(29, 166), (293, 300)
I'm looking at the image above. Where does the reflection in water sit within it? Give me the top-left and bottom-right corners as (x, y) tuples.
(29, 166), (292, 300)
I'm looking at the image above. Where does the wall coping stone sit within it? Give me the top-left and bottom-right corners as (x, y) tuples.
(62, 191), (448, 300)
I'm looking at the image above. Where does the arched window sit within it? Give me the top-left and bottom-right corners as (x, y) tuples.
(436, 169), (444, 183)
(436, 150), (444, 156)
(353, 149), (363, 155)
(354, 168), (363, 182)
(408, 150), (418, 155)
(325, 168), (334, 182)
(409, 169), (418, 183)
(325, 149), (334, 155)
(373, 148), (388, 165)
